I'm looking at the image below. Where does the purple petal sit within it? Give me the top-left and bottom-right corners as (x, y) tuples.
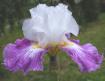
(61, 41), (103, 72)
(15, 38), (31, 48)
(3, 38), (47, 74)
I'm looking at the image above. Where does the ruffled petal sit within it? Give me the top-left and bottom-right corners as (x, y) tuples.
(61, 41), (103, 72)
(22, 3), (79, 46)
(3, 39), (47, 74)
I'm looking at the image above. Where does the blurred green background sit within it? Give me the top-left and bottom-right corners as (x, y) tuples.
(0, 0), (105, 81)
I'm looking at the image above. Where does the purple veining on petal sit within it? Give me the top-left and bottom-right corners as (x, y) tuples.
(61, 41), (103, 72)
(82, 43), (103, 64)
(3, 38), (47, 74)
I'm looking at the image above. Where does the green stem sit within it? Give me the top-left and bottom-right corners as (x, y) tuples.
(49, 55), (57, 70)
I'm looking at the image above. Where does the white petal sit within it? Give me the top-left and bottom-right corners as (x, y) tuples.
(22, 3), (79, 46)
(67, 16), (79, 36)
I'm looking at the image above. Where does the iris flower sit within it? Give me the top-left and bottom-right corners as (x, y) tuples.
(3, 4), (103, 74)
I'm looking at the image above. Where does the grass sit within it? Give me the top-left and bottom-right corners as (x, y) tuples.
(0, 13), (105, 81)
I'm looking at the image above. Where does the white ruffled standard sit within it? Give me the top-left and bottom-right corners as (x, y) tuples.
(22, 3), (79, 46)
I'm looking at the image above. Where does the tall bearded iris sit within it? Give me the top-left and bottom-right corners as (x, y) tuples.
(3, 4), (103, 74)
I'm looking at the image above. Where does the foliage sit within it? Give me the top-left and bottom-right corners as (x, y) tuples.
(100, 0), (105, 12)
(0, 0), (33, 35)
(80, 0), (100, 22)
